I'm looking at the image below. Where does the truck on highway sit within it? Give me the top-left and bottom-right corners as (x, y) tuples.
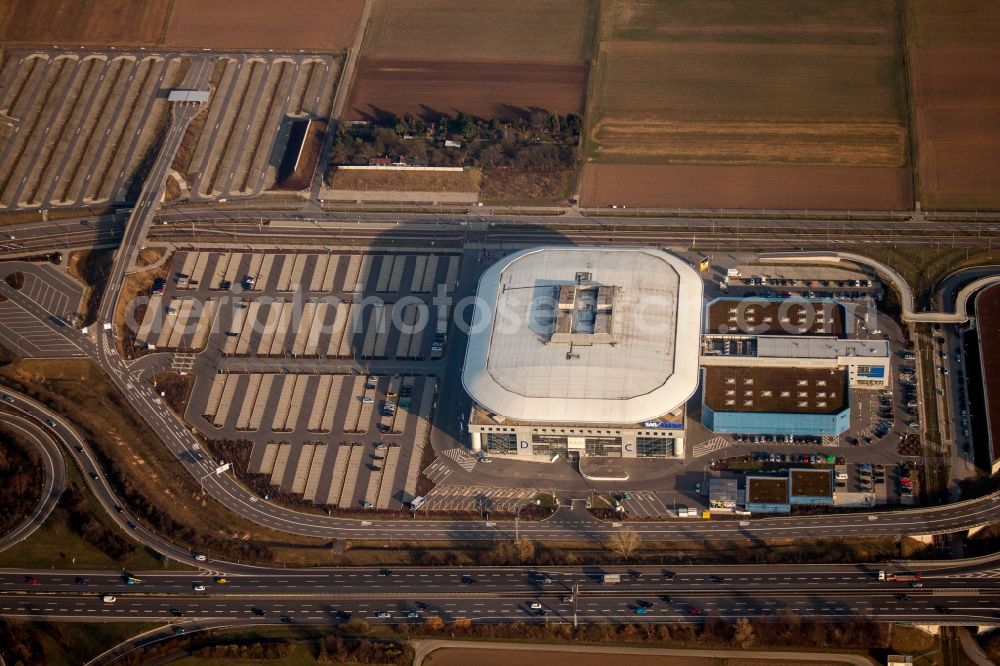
(599, 573), (621, 584)
(878, 570), (922, 583)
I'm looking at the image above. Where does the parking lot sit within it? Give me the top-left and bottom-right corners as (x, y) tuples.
(0, 48), (340, 211)
(133, 250), (460, 357)
(161, 249), (463, 511)
(0, 261), (85, 358)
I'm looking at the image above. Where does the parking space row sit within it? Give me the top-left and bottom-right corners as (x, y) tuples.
(135, 297), (451, 359)
(199, 373), (436, 436)
(170, 250), (460, 296)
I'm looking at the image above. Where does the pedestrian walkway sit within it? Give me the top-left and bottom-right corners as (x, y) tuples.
(441, 447), (478, 472)
(692, 436), (732, 458)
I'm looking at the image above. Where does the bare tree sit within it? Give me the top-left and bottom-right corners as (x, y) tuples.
(732, 617), (756, 648)
(610, 527), (641, 561)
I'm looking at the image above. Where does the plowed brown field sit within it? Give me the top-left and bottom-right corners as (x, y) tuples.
(908, 2), (1000, 209)
(165, 0), (365, 50)
(580, 164), (913, 211)
(0, 0), (170, 44)
(346, 59), (588, 121)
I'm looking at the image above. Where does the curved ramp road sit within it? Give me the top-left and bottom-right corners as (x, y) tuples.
(0, 411), (65, 551)
(2, 385), (999, 547)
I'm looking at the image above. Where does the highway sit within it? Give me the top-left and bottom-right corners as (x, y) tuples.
(0, 410), (65, 551)
(2, 207), (1000, 259)
(2, 562), (999, 627)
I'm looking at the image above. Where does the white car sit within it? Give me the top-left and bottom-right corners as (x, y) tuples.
(193, 553), (207, 562)
(193, 584), (206, 591)
(102, 595), (116, 604)
(376, 611), (391, 619)
(529, 602), (542, 610)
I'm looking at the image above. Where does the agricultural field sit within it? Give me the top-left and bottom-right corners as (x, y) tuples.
(346, 59), (588, 121)
(0, 0), (170, 45)
(582, 0), (912, 210)
(580, 164), (914, 211)
(363, 0), (598, 63)
(347, 0), (596, 122)
(164, 0), (366, 50)
(907, 0), (1000, 209)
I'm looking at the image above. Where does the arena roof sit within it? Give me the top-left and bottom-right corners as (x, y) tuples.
(462, 247), (703, 424)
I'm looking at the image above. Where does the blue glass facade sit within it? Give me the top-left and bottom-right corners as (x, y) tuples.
(703, 404), (850, 436)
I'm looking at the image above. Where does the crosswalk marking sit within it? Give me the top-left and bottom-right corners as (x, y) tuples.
(692, 436), (732, 458)
(441, 447), (478, 472)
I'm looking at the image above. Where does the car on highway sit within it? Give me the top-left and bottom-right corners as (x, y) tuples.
(2, 394), (14, 403)
(935, 605), (953, 614)
(193, 553), (207, 562)
(662, 570), (675, 579)
(113, 505), (124, 513)
(461, 576), (477, 585)
(280, 615), (292, 623)
(124, 576), (142, 585)
(45, 418), (56, 427)
(102, 595), (116, 604)
(251, 608), (265, 616)
(633, 607), (648, 615)
(379, 568), (392, 576)
(376, 611), (392, 619)
(74, 446), (84, 453)
(24, 576), (38, 585)
(74, 577), (88, 585)
(89, 471), (99, 480)
(215, 577), (228, 585)
(406, 611), (420, 618)
(637, 600), (655, 609)
(192, 584), (206, 591)
(688, 606), (702, 616)
(173, 626), (186, 634)
(170, 609), (184, 617)
(529, 602), (543, 610)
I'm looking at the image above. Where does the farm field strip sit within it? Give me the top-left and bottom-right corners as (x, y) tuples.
(581, 0), (912, 209)
(346, 58), (588, 121)
(907, 0), (1000, 208)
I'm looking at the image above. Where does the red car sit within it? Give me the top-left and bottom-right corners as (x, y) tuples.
(688, 606), (702, 616)
(24, 576), (39, 585)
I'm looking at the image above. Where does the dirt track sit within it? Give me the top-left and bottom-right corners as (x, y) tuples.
(346, 58), (588, 121)
(580, 164), (913, 211)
